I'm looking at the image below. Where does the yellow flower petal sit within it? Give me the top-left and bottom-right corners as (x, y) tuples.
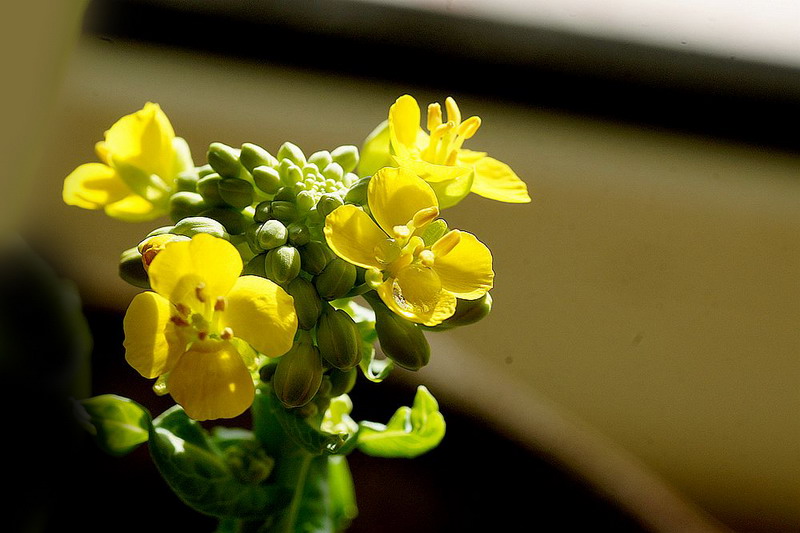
(222, 275), (298, 358)
(388, 95), (421, 150)
(123, 292), (185, 378)
(62, 162), (130, 209)
(368, 167), (438, 236)
(148, 234), (243, 307)
(103, 193), (162, 222)
(324, 204), (387, 270)
(376, 266), (457, 326)
(469, 154), (531, 203)
(168, 339), (255, 420)
(432, 230), (494, 299)
(103, 102), (176, 179)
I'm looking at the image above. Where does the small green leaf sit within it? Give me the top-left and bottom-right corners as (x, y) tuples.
(75, 394), (151, 456)
(357, 386), (445, 458)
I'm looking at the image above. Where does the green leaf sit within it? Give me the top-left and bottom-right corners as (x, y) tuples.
(75, 394), (151, 456)
(357, 386), (446, 458)
(149, 406), (291, 520)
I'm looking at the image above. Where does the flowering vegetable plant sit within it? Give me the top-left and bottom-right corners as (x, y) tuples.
(66, 95), (529, 532)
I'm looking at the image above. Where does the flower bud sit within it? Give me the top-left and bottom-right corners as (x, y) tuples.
(265, 245), (301, 285)
(196, 173), (226, 206)
(251, 165), (281, 195)
(196, 164), (215, 178)
(207, 142), (243, 179)
(175, 170), (199, 192)
(172, 216), (230, 240)
(243, 252), (267, 277)
(278, 159), (302, 187)
(295, 190), (316, 213)
(308, 150), (332, 170)
(316, 193), (343, 218)
(330, 145), (359, 173)
(368, 293), (430, 370)
(272, 335), (323, 408)
(257, 219), (288, 250)
(119, 247), (150, 289)
(240, 142), (278, 173)
(270, 200), (298, 223)
(316, 304), (361, 370)
(277, 141), (306, 166)
(344, 176), (370, 205)
(298, 241), (331, 275)
(218, 178), (254, 209)
(314, 257), (357, 300)
(287, 222), (310, 247)
(321, 162), (343, 182)
(286, 277), (322, 330)
(198, 207), (249, 235)
(328, 367), (357, 397)
(438, 293), (493, 329)
(253, 200), (271, 223)
(169, 191), (206, 222)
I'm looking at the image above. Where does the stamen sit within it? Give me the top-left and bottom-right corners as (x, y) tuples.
(457, 116), (481, 139)
(445, 97), (461, 125)
(419, 249), (435, 266)
(195, 282), (207, 302)
(197, 330), (208, 341)
(431, 230), (462, 257)
(175, 303), (190, 316)
(445, 150), (459, 166)
(220, 327), (234, 340)
(411, 206), (439, 229)
(392, 225), (411, 240)
(170, 315), (190, 327)
(214, 296), (226, 312)
(427, 102), (443, 132)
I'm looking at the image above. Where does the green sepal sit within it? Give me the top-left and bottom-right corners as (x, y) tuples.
(252, 387), (352, 456)
(149, 405), (291, 520)
(357, 120), (392, 178)
(74, 394), (151, 456)
(118, 247), (150, 289)
(357, 386), (445, 458)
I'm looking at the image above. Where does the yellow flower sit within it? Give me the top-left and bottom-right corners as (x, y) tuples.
(323, 167), (493, 326)
(63, 102), (193, 222)
(122, 233), (298, 420)
(361, 95), (530, 208)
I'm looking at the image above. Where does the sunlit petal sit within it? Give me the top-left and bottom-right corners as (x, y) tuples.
(103, 102), (176, 179)
(376, 266), (456, 326)
(62, 163), (130, 209)
(123, 292), (185, 378)
(469, 154), (531, 203)
(222, 276), (298, 358)
(432, 230), (494, 299)
(388, 94), (421, 149)
(368, 167), (438, 235)
(168, 339), (255, 421)
(103, 194), (161, 222)
(324, 204), (387, 270)
(148, 233), (242, 306)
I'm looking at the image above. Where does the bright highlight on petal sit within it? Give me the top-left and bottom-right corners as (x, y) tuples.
(123, 292), (184, 378)
(368, 167), (438, 236)
(324, 205), (387, 270)
(62, 162), (130, 209)
(432, 231), (494, 299)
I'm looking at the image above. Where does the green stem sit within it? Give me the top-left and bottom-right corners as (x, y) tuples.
(282, 452), (314, 533)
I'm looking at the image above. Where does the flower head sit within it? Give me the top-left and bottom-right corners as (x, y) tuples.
(324, 167), (493, 326)
(63, 102), (193, 222)
(360, 95), (530, 208)
(123, 233), (298, 420)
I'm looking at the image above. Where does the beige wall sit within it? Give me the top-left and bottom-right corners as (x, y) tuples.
(27, 38), (800, 531)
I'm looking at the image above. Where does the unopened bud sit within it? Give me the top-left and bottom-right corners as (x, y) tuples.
(265, 245), (301, 284)
(196, 173), (226, 206)
(169, 191), (206, 222)
(278, 159), (302, 187)
(298, 241), (331, 275)
(330, 145), (359, 173)
(316, 193), (343, 218)
(272, 335), (323, 408)
(316, 304), (361, 370)
(172, 216), (230, 240)
(119, 247), (150, 289)
(240, 142), (278, 173)
(439, 293), (492, 329)
(277, 141), (307, 166)
(286, 277), (322, 330)
(218, 178), (254, 209)
(314, 257), (357, 300)
(243, 252), (267, 277)
(287, 222), (310, 247)
(344, 176), (370, 205)
(328, 367), (357, 397)
(366, 292), (430, 370)
(295, 190), (316, 213)
(321, 162), (344, 182)
(252, 165), (282, 195)
(270, 200), (298, 223)
(308, 150), (332, 170)
(257, 219), (288, 250)
(175, 170), (199, 192)
(207, 142), (243, 179)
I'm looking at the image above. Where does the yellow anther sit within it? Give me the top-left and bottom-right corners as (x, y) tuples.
(427, 102), (443, 132)
(419, 249), (435, 266)
(411, 206), (439, 229)
(220, 327), (234, 340)
(431, 230), (461, 257)
(392, 225), (411, 240)
(457, 116), (481, 140)
(197, 330), (208, 340)
(445, 97), (461, 125)
(214, 296), (226, 312)
(195, 282), (207, 303)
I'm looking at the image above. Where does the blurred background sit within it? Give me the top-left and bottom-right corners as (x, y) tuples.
(5, 0), (799, 531)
